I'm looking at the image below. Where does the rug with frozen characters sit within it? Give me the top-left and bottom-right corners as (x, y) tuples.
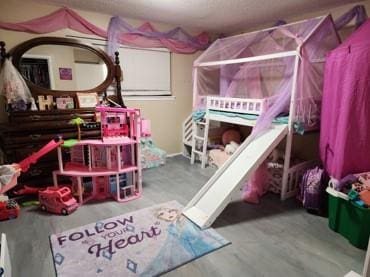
(50, 200), (230, 276)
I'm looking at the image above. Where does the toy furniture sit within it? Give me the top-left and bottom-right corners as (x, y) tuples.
(0, 36), (123, 188)
(53, 106), (142, 205)
(183, 15), (340, 229)
(139, 119), (167, 169)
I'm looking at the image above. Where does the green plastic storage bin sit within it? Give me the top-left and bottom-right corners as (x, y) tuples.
(327, 187), (370, 249)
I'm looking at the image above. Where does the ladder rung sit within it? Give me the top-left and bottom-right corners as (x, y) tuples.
(192, 150), (204, 155)
(194, 135), (205, 140)
(183, 140), (192, 146)
(195, 121), (207, 125)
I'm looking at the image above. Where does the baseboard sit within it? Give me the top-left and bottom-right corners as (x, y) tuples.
(181, 154), (191, 160)
(166, 152), (183, 158)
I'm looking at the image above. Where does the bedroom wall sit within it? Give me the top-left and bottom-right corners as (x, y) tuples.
(0, 0), (200, 155)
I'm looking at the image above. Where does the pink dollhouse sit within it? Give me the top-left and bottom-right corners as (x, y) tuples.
(52, 106), (142, 205)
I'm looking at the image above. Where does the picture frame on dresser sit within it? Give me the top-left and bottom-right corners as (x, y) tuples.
(56, 96), (74, 109)
(76, 92), (99, 108)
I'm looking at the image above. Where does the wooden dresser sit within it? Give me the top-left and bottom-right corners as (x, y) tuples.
(0, 109), (100, 186)
(0, 37), (124, 187)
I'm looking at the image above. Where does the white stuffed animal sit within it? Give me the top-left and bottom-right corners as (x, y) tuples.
(225, 141), (240, 155)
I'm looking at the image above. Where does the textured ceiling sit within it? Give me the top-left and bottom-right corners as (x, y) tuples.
(29, 0), (361, 32)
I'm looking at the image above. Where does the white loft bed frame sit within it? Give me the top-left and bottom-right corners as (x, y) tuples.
(190, 94), (317, 200)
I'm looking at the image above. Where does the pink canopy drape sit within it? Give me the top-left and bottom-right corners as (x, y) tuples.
(0, 7), (107, 37)
(0, 7), (209, 54)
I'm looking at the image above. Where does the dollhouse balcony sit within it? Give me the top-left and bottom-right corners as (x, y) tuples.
(74, 138), (137, 146)
(56, 162), (138, 177)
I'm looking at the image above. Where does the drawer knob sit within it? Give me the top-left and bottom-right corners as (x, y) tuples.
(30, 115), (41, 121)
(29, 134), (41, 140)
(29, 169), (42, 176)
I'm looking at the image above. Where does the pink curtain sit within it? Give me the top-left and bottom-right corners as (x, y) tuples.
(0, 7), (209, 54)
(0, 7), (107, 37)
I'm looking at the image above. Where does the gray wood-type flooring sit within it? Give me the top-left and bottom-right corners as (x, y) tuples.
(0, 156), (366, 277)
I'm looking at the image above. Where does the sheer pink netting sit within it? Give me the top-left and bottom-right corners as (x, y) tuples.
(0, 7), (209, 54)
(0, 7), (107, 36)
(193, 15), (340, 137)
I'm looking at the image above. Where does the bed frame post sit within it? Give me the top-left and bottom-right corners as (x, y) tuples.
(192, 67), (198, 109)
(0, 41), (7, 66)
(114, 51), (126, 108)
(281, 54), (301, 200)
(190, 68), (198, 165)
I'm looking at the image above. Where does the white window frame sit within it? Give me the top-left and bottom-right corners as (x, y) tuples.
(65, 35), (174, 100)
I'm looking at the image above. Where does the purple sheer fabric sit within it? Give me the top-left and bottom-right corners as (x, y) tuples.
(0, 7), (209, 55)
(193, 16), (340, 140)
(0, 7), (107, 37)
(107, 16), (209, 55)
(334, 5), (368, 30)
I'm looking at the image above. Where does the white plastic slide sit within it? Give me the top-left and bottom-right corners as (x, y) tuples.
(0, 233), (11, 277)
(182, 124), (288, 229)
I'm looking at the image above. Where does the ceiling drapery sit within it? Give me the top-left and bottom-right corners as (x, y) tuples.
(0, 7), (210, 54)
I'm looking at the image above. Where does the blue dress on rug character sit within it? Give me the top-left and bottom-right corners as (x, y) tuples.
(140, 219), (217, 276)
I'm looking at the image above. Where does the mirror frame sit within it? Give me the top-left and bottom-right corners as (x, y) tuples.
(9, 36), (115, 97)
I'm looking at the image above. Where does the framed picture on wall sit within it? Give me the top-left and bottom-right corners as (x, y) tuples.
(59, 67), (73, 80)
(76, 92), (99, 108)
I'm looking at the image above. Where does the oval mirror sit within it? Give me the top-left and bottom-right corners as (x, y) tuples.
(10, 37), (115, 96)
(20, 45), (108, 91)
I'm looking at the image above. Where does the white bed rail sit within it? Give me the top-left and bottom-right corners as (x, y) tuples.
(206, 96), (268, 115)
(283, 160), (319, 200)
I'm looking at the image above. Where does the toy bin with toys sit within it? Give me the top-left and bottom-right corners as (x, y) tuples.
(326, 187), (370, 249)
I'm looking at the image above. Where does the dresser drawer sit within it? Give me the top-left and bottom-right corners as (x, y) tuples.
(2, 131), (75, 145)
(9, 109), (96, 123)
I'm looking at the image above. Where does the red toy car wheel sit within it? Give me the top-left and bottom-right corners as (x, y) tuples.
(61, 208), (68, 215)
(40, 204), (47, 212)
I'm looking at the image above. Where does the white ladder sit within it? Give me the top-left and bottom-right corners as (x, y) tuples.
(190, 117), (210, 168)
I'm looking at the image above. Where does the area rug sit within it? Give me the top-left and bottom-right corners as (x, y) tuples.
(50, 200), (230, 276)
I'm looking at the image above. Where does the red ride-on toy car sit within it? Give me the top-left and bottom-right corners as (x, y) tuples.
(0, 199), (20, 221)
(39, 186), (78, 215)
